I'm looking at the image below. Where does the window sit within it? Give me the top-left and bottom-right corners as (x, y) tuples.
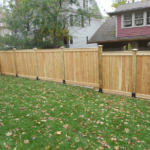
(70, 14), (73, 26)
(64, 36), (68, 45)
(124, 14), (132, 27)
(59, 0), (62, 7)
(89, 18), (91, 25)
(70, 0), (74, 5)
(83, 0), (88, 9)
(147, 11), (150, 25)
(86, 36), (88, 43)
(70, 36), (73, 44)
(86, 0), (88, 9)
(135, 12), (143, 26)
(81, 15), (84, 27)
(83, 0), (85, 8)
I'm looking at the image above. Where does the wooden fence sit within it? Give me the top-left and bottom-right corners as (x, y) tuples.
(0, 46), (150, 99)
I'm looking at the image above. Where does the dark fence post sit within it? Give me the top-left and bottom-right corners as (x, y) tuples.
(98, 45), (103, 93)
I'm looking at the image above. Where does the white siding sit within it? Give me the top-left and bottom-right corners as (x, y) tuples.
(68, 18), (101, 48)
(67, 0), (102, 48)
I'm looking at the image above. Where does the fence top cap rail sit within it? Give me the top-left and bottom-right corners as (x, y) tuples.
(64, 47), (97, 49)
(103, 51), (132, 53)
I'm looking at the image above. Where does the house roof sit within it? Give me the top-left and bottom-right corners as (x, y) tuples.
(88, 16), (150, 44)
(108, 1), (150, 16)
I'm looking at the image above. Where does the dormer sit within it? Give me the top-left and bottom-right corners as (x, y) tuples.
(108, 1), (150, 38)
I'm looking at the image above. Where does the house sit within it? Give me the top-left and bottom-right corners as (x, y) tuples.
(64, 0), (103, 48)
(0, 12), (11, 37)
(88, 1), (150, 51)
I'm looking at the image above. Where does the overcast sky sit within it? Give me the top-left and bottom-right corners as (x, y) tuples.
(0, 0), (114, 16)
(96, 0), (114, 16)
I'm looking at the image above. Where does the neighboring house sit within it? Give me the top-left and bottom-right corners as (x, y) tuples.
(0, 13), (11, 37)
(88, 1), (150, 51)
(64, 0), (103, 48)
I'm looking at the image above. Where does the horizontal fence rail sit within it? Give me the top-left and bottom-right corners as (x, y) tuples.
(0, 47), (150, 100)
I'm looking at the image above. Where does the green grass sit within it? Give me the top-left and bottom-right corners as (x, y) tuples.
(0, 75), (150, 150)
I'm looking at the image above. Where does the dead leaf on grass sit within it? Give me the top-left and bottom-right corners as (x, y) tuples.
(111, 137), (117, 142)
(63, 124), (69, 130)
(6, 132), (12, 136)
(55, 131), (62, 135)
(24, 140), (29, 144)
(114, 146), (119, 150)
(4, 143), (10, 149)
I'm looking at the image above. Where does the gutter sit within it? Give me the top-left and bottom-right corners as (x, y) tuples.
(107, 7), (150, 16)
(88, 37), (150, 44)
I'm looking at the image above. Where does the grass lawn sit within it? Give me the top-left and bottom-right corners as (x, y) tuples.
(0, 75), (150, 150)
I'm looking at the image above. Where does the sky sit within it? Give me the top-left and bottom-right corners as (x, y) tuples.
(96, 0), (114, 16)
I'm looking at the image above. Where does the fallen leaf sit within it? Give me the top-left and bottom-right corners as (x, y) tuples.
(45, 113), (50, 116)
(124, 128), (130, 133)
(63, 124), (69, 130)
(77, 148), (83, 150)
(6, 132), (12, 136)
(24, 140), (29, 144)
(41, 120), (47, 122)
(51, 108), (55, 111)
(111, 137), (117, 142)
(114, 146), (119, 150)
(55, 131), (62, 135)
(66, 135), (71, 141)
(4, 143), (10, 149)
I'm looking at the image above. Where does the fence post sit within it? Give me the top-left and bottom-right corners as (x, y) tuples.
(0, 53), (1, 75)
(13, 48), (18, 77)
(61, 46), (65, 84)
(132, 48), (138, 97)
(33, 48), (39, 80)
(98, 45), (103, 93)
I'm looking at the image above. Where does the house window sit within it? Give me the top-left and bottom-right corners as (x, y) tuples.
(59, 0), (62, 7)
(124, 14), (132, 27)
(147, 11), (150, 25)
(135, 12), (143, 26)
(70, 36), (73, 44)
(86, 36), (88, 43)
(70, 0), (74, 5)
(83, 0), (88, 9)
(89, 18), (91, 25)
(83, 0), (85, 8)
(70, 14), (73, 26)
(64, 36), (68, 45)
(81, 15), (84, 27)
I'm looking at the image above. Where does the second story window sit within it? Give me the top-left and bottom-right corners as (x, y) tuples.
(83, 0), (88, 9)
(147, 11), (150, 25)
(70, 15), (73, 26)
(135, 12), (143, 26)
(124, 14), (132, 27)
(81, 15), (84, 27)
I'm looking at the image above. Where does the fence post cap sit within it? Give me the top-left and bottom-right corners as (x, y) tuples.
(13, 48), (16, 50)
(33, 47), (37, 50)
(98, 45), (103, 47)
(60, 46), (65, 49)
(132, 49), (138, 51)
